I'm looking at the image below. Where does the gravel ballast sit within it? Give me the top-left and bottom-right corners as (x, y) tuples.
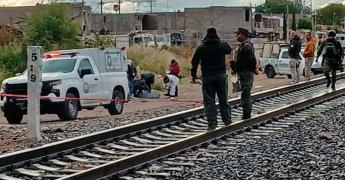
(0, 103), (201, 155)
(178, 106), (345, 179)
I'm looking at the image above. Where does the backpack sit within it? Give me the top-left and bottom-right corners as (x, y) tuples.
(239, 41), (257, 71)
(323, 41), (339, 59)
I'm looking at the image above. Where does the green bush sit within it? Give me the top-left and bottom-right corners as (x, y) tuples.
(23, 3), (79, 51)
(128, 46), (191, 77)
(0, 44), (26, 82)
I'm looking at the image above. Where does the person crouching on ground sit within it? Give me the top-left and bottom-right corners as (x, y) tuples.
(303, 32), (316, 81)
(288, 31), (302, 84)
(133, 79), (148, 97)
(169, 59), (180, 77)
(191, 27), (232, 131)
(163, 74), (179, 100)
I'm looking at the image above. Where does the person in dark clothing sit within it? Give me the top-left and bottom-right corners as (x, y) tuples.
(317, 34), (324, 50)
(191, 28), (232, 131)
(231, 27), (257, 120)
(126, 60), (137, 97)
(316, 30), (344, 90)
(133, 79), (148, 97)
(288, 31), (302, 84)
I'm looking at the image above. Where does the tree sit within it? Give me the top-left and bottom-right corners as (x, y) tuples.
(292, 11), (296, 30)
(316, 3), (345, 25)
(256, 0), (302, 15)
(297, 18), (312, 30)
(24, 3), (79, 50)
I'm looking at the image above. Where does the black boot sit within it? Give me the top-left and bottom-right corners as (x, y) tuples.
(242, 115), (251, 120)
(331, 84), (336, 91)
(326, 81), (331, 88)
(207, 124), (217, 131)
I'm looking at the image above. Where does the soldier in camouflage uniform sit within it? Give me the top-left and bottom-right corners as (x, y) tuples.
(317, 30), (344, 90)
(232, 28), (257, 120)
(191, 28), (232, 131)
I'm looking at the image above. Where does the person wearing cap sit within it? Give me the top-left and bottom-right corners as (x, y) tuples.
(303, 32), (316, 81)
(191, 28), (232, 131)
(233, 27), (257, 120)
(288, 31), (302, 84)
(316, 30), (344, 90)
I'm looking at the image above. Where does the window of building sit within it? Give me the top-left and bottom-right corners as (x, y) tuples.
(245, 9), (250, 22)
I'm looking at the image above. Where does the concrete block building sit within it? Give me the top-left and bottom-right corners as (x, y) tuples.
(0, 3), (92, 34)
(92, 6), (252, 41)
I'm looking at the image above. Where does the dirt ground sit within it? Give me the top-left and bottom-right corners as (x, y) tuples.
(0, 73), (294, 125)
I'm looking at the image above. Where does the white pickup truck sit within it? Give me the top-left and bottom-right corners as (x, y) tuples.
(260, 45), (306, 79)
(0, 48), (129, 124)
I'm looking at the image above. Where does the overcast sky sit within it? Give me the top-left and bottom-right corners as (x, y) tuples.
(1, 0), (344, 13)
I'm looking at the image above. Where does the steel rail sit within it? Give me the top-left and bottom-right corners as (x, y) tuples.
(0, 73), (343, 173)
(60, 84), (345, 180)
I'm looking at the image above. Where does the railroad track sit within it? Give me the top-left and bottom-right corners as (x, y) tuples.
(121, 93), (345, 179)
(0, 74), (345, 180)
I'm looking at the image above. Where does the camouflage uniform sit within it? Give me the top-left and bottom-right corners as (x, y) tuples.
(234, 41), (256, 119)
(317, 38), (343, 89)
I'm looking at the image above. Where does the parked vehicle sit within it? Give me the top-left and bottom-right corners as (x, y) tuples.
(259, 42), (305, 79)
(0, 48), (129, 124)
(336, 33), (345, 49)
(131, 33), (154, 47)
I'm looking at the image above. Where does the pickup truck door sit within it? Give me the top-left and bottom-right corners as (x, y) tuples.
(278, 50), (291, 74)
(78, 58), (102, 106)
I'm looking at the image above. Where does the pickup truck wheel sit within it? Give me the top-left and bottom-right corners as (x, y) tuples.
(108, 89), (124, 115)
(266, 66), (276, 78)
(287, 75), (292, 79)
(4, 106), (23, 124)
(57, 93), (78, 120)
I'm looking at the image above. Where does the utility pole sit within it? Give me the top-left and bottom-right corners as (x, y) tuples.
(166, 0), (169, 33)
(146, 0), (155, 13)
(286, 0), (289, 40)
(167, 0), (169, 12)
(150, 0), (153, 13)
(118, 0), (121, 14)
(100, 0), (103, 15)
(311, 0), (315, 32)
(81, 0), (86, 40)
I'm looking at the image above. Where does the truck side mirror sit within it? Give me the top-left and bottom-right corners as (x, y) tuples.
(80, 69), (92, 78)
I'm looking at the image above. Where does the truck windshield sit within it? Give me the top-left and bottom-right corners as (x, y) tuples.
(42, 59), (77, 73)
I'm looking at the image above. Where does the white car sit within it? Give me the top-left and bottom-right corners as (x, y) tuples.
(260, 47), (305, 79)
(0, 48), (129, 124)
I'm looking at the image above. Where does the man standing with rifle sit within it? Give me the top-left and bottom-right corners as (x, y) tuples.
(317, 30), (344, 90)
